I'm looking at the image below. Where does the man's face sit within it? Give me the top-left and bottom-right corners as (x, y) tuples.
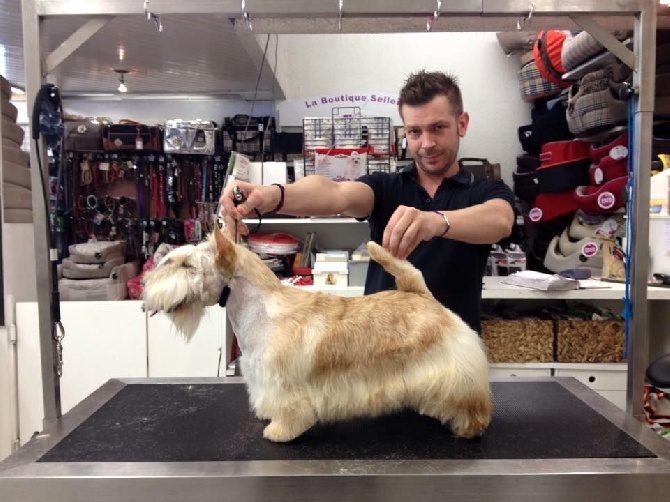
(401, 95), (469, 178)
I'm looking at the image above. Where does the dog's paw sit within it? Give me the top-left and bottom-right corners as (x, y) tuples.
(450, 412), (491, 439)
(263, 421), (299, 443)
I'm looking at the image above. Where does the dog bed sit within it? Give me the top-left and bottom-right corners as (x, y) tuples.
(3, 208), (32, 223)
(68, 240), (127, 264)
(561, 30), (629, 72)
(3, 183), (32, 209)
(496, 31), (537, 55)
(1, 97), (18, 122)
(566, 69), (629, 137)
(61, 256), (126, 280)
(0, 75), (10, 100)
(3, 160), (31, 189)
(59, 262), (137, 301)
(533, 30), (572, 87)
(2, 116), (24, 145)
(543, 234), (603, 275)
(2, 137), (21, 150)
(2, 144), (30, 166)
(518, 60), (562, 103)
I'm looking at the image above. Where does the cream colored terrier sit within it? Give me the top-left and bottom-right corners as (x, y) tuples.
(142, 224), (492, 442)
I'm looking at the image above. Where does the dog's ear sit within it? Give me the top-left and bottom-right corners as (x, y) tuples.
(214, 222), (237, 275)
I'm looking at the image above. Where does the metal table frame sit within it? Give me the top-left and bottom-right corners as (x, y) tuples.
(2, 377), (670, 502)
(21, 0), (658, 426)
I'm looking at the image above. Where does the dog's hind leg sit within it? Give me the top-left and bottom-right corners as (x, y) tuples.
(263, 393), (318, 442)
(415, 383), (492, 439)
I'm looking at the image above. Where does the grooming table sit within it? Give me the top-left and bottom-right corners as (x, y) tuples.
(2, 377), (670, 502)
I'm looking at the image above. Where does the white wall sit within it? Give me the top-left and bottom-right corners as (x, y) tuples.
(274, 32), (530, 186)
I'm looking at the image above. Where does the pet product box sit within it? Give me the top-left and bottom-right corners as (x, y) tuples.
(314, 148), (367, 181)
(480, 318), (554, 363)
(555, 319), (625, 362)
(312, 260), (349, 287)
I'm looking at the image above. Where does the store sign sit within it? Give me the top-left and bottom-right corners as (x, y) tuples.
(277, 92), (402, 126)
(302, 93), (399, 108)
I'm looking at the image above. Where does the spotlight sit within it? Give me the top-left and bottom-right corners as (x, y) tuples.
(114, 69), (129, 93)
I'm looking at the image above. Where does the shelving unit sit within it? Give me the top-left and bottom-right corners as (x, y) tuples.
(303, 110), (392, 178)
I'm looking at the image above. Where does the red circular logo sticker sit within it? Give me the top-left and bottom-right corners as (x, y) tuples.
(581, 242), (599, 258)
(597, 192), (615, 209)
(528, 207), (543, 222)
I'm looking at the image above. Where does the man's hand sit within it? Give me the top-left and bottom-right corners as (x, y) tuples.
(219, 181), (281, 239)
(382, 206), (442, 259)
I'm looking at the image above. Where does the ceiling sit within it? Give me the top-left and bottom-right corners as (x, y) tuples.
(0, 0), (281, 98)
(1, 0), (669, 98)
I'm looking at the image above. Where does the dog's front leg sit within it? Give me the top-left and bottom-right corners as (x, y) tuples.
(263, 393), (317, 442)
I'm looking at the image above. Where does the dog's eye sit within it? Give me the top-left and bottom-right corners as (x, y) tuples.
(182, 261), (193, 269)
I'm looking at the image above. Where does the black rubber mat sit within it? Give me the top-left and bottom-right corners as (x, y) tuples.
(38, 381), (655, 462)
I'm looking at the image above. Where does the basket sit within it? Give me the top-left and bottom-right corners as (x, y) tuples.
(481, 319), (554, 363)
(555, 319), (625, 362)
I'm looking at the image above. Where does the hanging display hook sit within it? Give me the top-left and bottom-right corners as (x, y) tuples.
(427, 0), (442, 32)
(144, 0), (162, 32)
(338, 0), (344, 33)
(517, 1), (535, 31)
(242, 0), (253, 31)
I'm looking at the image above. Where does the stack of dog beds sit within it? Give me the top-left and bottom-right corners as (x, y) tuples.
(1, 74), (33, 223)
(496, 29), (639, 275)
(58, 240), (137, 301)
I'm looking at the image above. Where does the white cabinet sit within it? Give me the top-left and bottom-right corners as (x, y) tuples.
(489, 364), (553, 378)
(14, 301), (227, 446)
(554, 364), (628, 410)
(15, 301), (147, 444)
(147, 306), (226, 377)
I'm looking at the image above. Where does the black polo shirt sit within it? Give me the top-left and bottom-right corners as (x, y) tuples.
(356, 164), (515, 333)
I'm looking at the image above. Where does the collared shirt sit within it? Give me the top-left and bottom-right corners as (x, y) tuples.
(356, 163), (515, 333)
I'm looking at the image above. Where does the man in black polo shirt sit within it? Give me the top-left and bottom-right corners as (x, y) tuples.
(220, 70), (515, 333)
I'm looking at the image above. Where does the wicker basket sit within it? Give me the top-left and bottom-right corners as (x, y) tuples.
(555, 319), (625, 362)
(481, 319), (554, 363)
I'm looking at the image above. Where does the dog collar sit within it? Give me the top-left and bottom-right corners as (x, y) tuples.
(218, 286), (231, 307)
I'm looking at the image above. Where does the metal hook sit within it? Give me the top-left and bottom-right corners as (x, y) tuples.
(427, 0), (441, 32)
(426, 15), (434, 32)
(517, 2), (534, 31)
(434, 0), (442, 20)
(338, 0), (344, 33)
(242, 0), (253, 31)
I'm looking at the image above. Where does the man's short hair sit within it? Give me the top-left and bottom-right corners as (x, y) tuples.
(398, 70), (463, 118)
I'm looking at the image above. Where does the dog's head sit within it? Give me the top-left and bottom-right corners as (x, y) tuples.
(142, 224), (237, 340)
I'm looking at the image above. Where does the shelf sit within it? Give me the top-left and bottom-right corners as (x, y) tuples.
(482, 276), (670, 300)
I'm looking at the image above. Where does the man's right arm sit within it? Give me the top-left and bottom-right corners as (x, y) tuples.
(220, 175), (374, 223)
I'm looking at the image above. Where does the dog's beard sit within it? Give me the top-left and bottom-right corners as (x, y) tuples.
(142, 245), (227, 341)
(165, 301), (208, 342)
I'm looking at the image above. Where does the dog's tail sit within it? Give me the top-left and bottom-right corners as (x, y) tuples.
(366, 241), (431, 296)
